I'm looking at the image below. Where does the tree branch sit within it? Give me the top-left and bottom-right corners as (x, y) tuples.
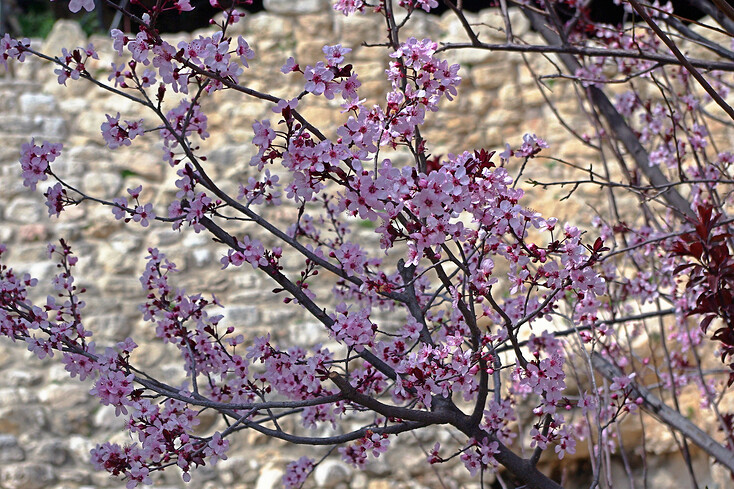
(591, 352), (734, 472)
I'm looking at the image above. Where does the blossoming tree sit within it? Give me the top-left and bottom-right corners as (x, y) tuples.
(2, 0), (734, 488)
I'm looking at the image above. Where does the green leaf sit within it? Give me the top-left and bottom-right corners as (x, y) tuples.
(357, 219), (376, 229)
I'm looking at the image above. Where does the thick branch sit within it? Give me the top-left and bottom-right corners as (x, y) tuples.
(329, 372), (454, 424)
(591, 352), (734, 472)
(435, 42), (734, 71)
(627, 0), (734, 121)
(521, 8), (695, 219)
(687, 0), (734, 34)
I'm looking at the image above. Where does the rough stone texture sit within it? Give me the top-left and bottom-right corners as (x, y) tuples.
(0, 6), (732, 489)
(0, 434), (25, 462)
(264, 0), (331, 15)
(313, 459), (352, 488)
(0, 463), (56, 489)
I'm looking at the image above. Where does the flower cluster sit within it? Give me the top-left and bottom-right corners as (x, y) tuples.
(8, 0), (730, 487)
(101, 113), (145, 149)
(19, 138), (62, 190)
(0, 34), (29, 69)
(112, 186), (156, 227)
(55, 44), (98, 85)
(460, 438), (499, 476)
(339, 431), (391, 468)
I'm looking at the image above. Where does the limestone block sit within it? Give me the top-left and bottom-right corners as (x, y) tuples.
(522, 85), (549, 108)
(0, 405), (47, 437)
(65, 435), (96, 463)
(448, 46), (506, 66)
(497, 82), (524, 110)
(4, 369), (43, 387)
(34, 439), (69, 466)
(0, 387), (39, 407)
(19, 93), (58, 116)
(297, 39), (332, 64)
(222, 305), (260, 327)
(40, 116), (67, 138)
(82, 170), (123, 199)
(352, 472), (368, 489)
(314, 459), (352, 488)
(476, 7), (531, 41)
(294, 13), (335, 38)
(92, 405), (127, 431)
(85, 314), (134, 343)
(22, 262), (56, 287)
(288, 320), (325, 346)
(227, 272), (264, 300)
(0, 463), (56, 489)
(71, 106), (107, 138)
(367, 480), (393, 489)
(0, 89), (19, 112)
(400, 11), (443, 41)
(0, 140), (27, 165)
(334, 13), (383, 54)
(0, 434), (25, 462)
(6, 198), (45, 224)
(42, 20), (87, 55)
(216, 456), (258, 486)
(99, 275), (144, 297)
(42, 72), (92, 98)
(254, 463), (285, 489)
(54, 467), (93, 485)
(0, 115), (42, 134)
(17, 224), (48, 243)
(264, 0), (330, 15)
(121, 150), (167, 181)
(189, 247), (214, 267)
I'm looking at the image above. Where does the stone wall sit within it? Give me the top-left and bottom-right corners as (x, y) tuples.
(0, 5), (731, 489)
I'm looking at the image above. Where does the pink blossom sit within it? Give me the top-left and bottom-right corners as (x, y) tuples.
(323, 44), (351, 66)
(44, 183), (66, 217)
(90, 370), (135, 416)
(283, 457), (314, 489)
(281, 56), (298, 74)
(19, 138), (62, 190)
(304, 61), (335, 95)
(204, 432), (229, 464)
(68, 0), (95, 13)
(175, 0), (194, 11)
(236, 36), (255, 67)
(333, 0), (365, 15)
(132, 203), (155, 227)
(0, 34), (30, 69)
(252, 119), (276, 148)
(128, 32), (151, 64)
(101, 113), (144, 149)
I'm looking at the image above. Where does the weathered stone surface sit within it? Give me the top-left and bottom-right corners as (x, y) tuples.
(263, 0), (330, 15)
(288, 320), (325, 346)
(42, 20), (86, 55)
(19, 93), (58, 115)
(34, 439), (69, 466)
(0, 115), (42, 134)
(6, 198), (45, 223)
(3, 368), (43, 387)
(0, 463), (56, 489)
(314, 459), (352, 488)
(222, 305), (260, 327)
(81, 170), (123, 199)
(254, 464), (285, 489)
(0, 434), (25, 462)
(85, 313), (134, 343)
